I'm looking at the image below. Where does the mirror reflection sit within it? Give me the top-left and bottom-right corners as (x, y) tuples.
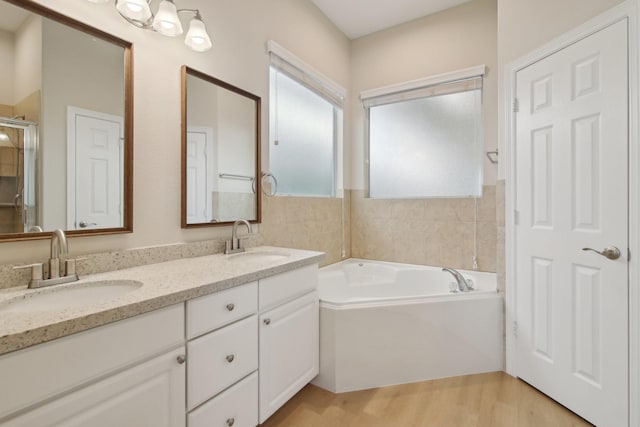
(0, 0), (132, 240)
(182, 66), (261, 227)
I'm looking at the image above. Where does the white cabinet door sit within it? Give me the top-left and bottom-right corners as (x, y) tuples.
(259, 291), (318, 423)
(4, 347), (186, 427)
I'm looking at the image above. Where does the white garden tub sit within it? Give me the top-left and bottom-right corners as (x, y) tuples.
(312, 258), (503, 393)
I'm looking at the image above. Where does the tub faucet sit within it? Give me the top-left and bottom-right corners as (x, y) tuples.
(226, 220), (252, 254)
(442, 267), (471, 292)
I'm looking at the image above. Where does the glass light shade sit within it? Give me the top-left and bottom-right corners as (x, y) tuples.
(185, 18), (212, 52)
(152, 0), (183, 36)
(0, 131), (14, 148)
(87, 0), (110, 3)
(116, 0), (152, 23)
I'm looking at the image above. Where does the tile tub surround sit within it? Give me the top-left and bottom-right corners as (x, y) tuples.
(351, 186), (497, 272)
(0, 234), (264, 291)
(261, 193), (351, 267)
(0, 246), (324, 355)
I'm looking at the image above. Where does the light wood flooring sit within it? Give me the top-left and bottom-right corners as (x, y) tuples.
(261, 372), (593, 427)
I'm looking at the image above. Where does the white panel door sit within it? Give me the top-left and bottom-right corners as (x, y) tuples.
(68, 107), (123, 230)
(186, 130), (209, 223)
(515, 19), (628, 426)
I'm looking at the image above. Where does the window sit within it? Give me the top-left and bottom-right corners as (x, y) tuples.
(363, 67), (484, 198)
(268, 42), (344, 197)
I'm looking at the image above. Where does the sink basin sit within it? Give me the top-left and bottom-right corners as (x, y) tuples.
(227, 250), (291, 263)
(0, 280), (143, 313)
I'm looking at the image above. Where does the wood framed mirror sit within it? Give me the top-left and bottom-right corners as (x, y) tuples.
(181, 66), (261, 228)
(0, 0), (133, 241)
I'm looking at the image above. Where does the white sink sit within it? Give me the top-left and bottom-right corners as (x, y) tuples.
(227, 250), (291, 263)
(0, 280), (143, 313)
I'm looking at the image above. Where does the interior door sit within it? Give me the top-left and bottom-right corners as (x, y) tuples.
(186, 130), (209, 223)
(68, 107), (123, 230)
(515, 19), (628, 426)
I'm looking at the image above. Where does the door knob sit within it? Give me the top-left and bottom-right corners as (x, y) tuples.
(78, 220), (97, 228)
(582, 246), (621, 260)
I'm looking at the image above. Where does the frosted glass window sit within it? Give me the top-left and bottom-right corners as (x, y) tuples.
(367, 82), (483, 198)
(269, 67), (340, 197)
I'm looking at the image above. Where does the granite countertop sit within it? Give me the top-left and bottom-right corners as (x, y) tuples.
(0, 246), (324, 356)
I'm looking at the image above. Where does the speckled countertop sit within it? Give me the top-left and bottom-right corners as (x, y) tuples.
(0, 246), (324, 356)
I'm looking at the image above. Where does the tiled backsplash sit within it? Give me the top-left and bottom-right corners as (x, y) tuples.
(351, 186), (497, 272)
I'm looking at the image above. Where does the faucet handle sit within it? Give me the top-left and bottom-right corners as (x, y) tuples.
(13, 263), (45, 286)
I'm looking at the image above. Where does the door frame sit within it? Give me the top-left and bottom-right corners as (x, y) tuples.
(66, 106), (124, 230)
(504, 1), (640, 425)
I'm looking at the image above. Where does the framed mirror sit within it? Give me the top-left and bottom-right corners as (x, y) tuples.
(0, 0), (133, 241)
(181, 66), (261, 228)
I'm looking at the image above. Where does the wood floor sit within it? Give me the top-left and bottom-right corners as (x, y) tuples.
(261, 372), (593, 427)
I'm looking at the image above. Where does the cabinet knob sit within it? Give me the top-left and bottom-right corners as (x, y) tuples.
(226, 354), (235, 363)
(176, 355), (186, 364)
(263, 318), (271, 325)
(226, 303), (235, 311)
(226, 418), (235, 427)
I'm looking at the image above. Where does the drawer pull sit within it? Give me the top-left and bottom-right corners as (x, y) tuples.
(226, 354), (235, 363)
(176, 355), (186, 364)
(226, 418), (235, 427)
(263, 318), (271, 325)
(226, 303), (235, 311)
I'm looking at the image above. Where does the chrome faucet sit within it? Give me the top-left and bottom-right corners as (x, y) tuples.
(49, 228), (68, 278)
(226, 220), (252, 254)
(442, 267), (472, 292)
(14, 229), (80, 288)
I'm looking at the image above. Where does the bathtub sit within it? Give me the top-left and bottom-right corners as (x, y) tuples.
(312, 258), (503, 393)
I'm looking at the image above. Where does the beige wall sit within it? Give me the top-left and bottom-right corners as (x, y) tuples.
(0, 0), (350, 265)
(349, 0), (498, 190)
(14, 15), (41, 106)
(496, 0), (625, 179)
(0, 30), (13, 105)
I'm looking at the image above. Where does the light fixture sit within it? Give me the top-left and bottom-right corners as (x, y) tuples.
(92, 0), (212, 52)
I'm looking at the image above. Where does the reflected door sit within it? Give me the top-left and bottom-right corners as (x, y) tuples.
(186, 129), (210, 223)
(515, 20), (628, 425)
(67, 107), (123, 230)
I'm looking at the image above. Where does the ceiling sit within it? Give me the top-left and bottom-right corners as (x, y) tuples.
(0, 3), (29, 33)
(310, 0), (471, 39)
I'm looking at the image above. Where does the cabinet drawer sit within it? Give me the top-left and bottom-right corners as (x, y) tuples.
(187, 315), (258, 410)
(188, 371), (258, 427)
(186, 282), (257, 339)
(0, 304), (184, 419)
(259, 264), (318, 311)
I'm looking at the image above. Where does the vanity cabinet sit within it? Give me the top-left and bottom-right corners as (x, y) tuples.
(259, 291), (319, 423)
(0, 261), (320, 427)
(258, 264), (319, 423)
(186, 282), (259, 427)
(0, 304), (186, 426)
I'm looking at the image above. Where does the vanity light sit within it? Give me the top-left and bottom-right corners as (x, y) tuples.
(90, 0), (212, 52)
